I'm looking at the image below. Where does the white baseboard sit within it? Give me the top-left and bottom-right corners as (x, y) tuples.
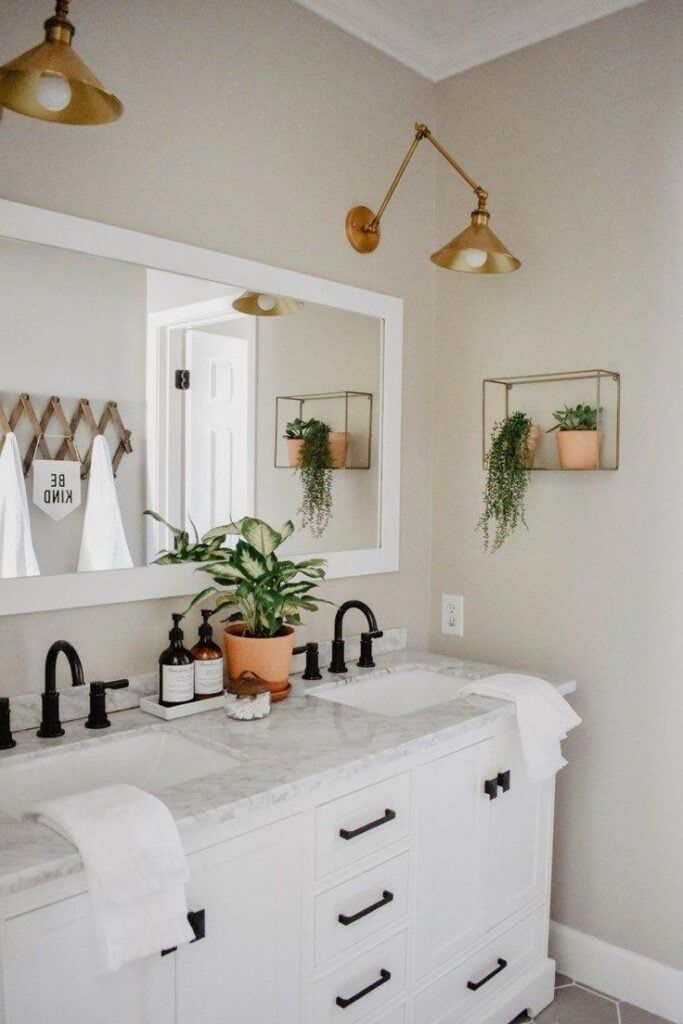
(550, 921), (683, 1024)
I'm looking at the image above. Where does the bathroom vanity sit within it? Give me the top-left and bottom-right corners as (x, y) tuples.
(0, 653), (575, 1024)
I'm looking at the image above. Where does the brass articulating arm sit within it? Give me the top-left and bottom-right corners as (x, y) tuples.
(346, 122), (488, 254)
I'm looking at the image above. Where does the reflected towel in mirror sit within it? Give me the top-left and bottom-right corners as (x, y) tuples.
(0, 432), (40, 579)
(78, 434), (133, 572)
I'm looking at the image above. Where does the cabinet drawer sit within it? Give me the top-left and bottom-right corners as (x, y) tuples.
(315, 853), (410, 966)
(314, 930), (408, 1024)
(414, 908), (544, 1024)
(373, 1005), (406, 1024)
(316, 774), (411, 878)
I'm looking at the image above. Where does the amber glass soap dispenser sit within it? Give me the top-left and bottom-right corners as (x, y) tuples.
(159, 613), (195, 707)
(192, 610), (225, 699)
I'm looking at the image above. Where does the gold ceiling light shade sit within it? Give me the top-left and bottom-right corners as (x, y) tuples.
(232, 292), (303, 317)
(0, 0), (123, 126)
(346, 123), (520, 274)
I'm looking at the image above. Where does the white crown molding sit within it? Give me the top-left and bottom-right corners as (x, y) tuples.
(294, 0), (646, 83)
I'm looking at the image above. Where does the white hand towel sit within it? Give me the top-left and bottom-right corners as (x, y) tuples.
(459, 673), (581, 783)
(0, 432), (40, 579)
(34, 783), (194, 972)
(78, 434), (133, 572)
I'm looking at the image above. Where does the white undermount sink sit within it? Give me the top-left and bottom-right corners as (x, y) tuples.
(0, 729), (237, 820)
(309, 668), (467, 717)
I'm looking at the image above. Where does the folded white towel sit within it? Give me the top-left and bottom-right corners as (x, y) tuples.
(459, 673), (581, 783)
(0, 432), (40, 579)
(34, 784), (194, 972)
(78, 434), (133, 572)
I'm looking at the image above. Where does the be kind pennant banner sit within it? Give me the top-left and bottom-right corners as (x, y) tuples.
(33, 460), (82, 522)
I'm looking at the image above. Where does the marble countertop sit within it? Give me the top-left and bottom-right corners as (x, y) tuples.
(0, 650), (576, 898)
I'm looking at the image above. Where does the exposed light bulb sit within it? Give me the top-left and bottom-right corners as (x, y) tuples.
(35, 72), (72, 112)
(463, 248), (487, 269)
(257, 293), (277, 311)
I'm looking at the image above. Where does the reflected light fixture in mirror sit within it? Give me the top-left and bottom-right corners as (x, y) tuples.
(346, 122), (520, 274)
(0, 0), (123, 126)
(232, 291), (303, 316)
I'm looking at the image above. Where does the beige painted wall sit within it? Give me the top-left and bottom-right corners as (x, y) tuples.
(430, 0), (683, 968)
(0, 0), (436, 692)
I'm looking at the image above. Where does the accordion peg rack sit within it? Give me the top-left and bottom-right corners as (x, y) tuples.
(0, 394), (133, 479)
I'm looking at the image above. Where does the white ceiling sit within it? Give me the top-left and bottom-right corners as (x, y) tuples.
(293, 0), (644, 81)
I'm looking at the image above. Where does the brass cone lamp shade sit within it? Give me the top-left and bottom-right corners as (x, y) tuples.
(0, 2), (123, 125)
(232, 291), (303, 317)
(345, 123), (521, 274)
(430, 209), (521, 274)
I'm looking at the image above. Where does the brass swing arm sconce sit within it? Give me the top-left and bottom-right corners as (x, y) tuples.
(346, 123), (520, 274)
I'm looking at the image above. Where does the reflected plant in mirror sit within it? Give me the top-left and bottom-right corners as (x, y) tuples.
(284, 417), (336, 538)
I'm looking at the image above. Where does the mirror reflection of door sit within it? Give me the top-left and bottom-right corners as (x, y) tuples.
(184, 330), (255, 537)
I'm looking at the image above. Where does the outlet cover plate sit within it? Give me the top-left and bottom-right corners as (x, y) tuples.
(441, 594), (464, 636)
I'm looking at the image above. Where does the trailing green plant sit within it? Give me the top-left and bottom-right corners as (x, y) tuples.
(477, 412), (533, 552)
(284, 417), (334, 538)
(547, 403), (598, 432)
(143, 511), (328, 637)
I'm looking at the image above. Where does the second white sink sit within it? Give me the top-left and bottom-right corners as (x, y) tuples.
(309, 668), (467, 717)
(0, 729), (237, 819)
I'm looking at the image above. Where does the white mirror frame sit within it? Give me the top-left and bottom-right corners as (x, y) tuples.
(0, 200), (402, 616)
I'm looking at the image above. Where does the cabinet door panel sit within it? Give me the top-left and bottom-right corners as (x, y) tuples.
(487, 729), (552, 928)
(176, 815), (303, 1024)
(416, 740), (493, 977)
(2, 892), (174, 1024)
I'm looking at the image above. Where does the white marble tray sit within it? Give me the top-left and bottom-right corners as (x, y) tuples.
(139, 694), (226, 720)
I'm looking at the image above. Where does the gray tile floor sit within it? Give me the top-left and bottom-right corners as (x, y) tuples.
(510, 973), (674, 1024)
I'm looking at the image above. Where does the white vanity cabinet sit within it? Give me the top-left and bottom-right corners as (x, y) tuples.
(0, 719), (557, 1024)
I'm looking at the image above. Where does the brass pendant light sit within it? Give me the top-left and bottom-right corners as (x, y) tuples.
(232, 292), (303, 317)
(346, 123), (520, 274)
(0, 1), (123, 126)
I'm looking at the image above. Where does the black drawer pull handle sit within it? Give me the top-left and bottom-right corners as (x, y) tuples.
(161, 909), (205, 956)
(336, 968), (391, 1008)
(497, 769), (511, 792)
(339, 808), (396, 840)
(484, 778), (498, 801)
(467, 957), (508, 991)
(338, 889), (394, 926)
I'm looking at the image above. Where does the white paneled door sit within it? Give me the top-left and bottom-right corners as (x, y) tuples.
(184, 329), (254, 537)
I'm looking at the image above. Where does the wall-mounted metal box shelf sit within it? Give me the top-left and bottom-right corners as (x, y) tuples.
(274, 391), (373, 469)
(483, 369), (620, 470)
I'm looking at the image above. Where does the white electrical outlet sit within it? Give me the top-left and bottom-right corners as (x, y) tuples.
(441, 594), (464, 636)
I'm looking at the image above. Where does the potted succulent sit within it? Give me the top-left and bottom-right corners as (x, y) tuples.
(478, 411), (538, 551)
(283, 417), (348, 537)
(144, 512), (328, 701)
(546, 403), (600, 469)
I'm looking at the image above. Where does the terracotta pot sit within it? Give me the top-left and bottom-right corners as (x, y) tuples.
(556, 430), (601, 470)
(286, 432), (349, 469)
(286, 438), (304, 468)
(224, 623), (295, 701)
(522, 424), (541, 469)
(327, 431), (349, 469)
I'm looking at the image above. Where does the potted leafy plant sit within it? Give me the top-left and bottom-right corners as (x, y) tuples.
(283, 417), (348, 537)
(478, 412), (537, 551)
(546, 403), (600, 469)
(144, 512), (328, 701)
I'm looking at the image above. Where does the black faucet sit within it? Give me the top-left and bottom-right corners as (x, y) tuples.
(38, 641), (85, 738)
(85, 679), (130, 730)
(293, 642), (323, 681)
(329, 600), (383, 673)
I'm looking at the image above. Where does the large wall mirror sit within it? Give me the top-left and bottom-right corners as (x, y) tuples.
(0, 201), (402, 614)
